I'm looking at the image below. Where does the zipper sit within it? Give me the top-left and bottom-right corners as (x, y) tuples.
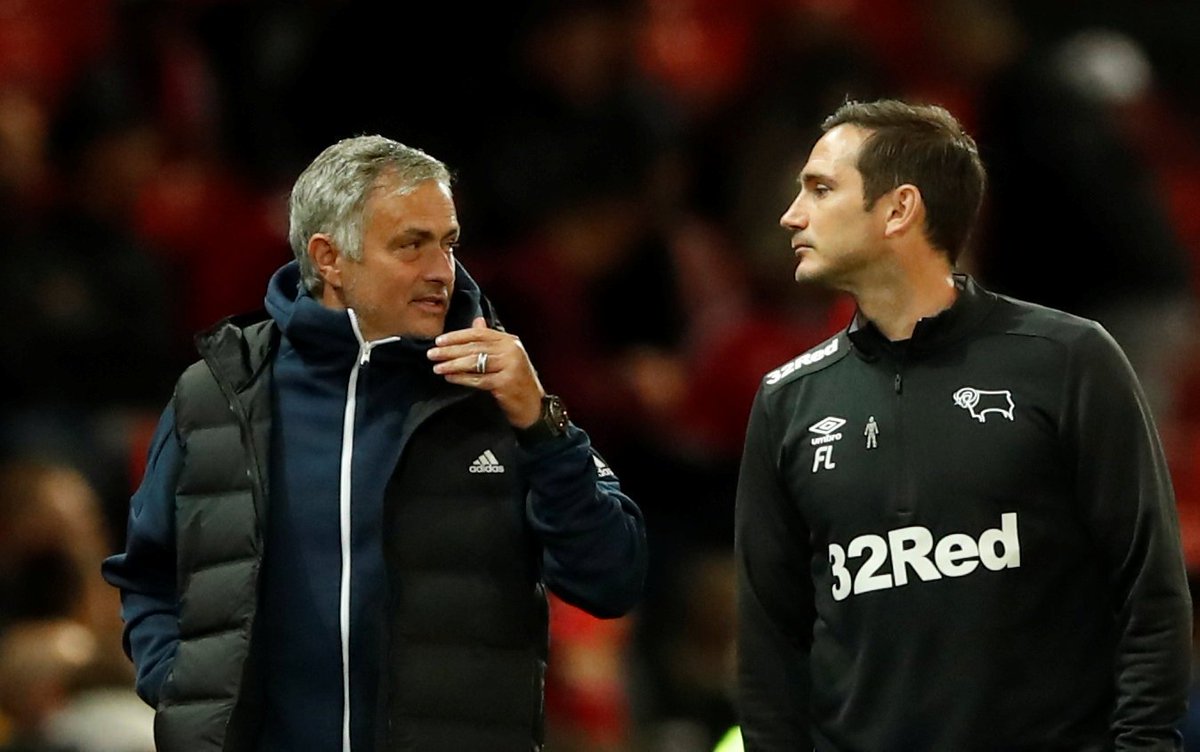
(892, 362), (912, 518)
(338, 310), (400, 752)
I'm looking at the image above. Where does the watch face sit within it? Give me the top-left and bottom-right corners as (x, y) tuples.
(546, 396), (568, 430)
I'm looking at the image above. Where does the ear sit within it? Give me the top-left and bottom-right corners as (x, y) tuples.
(882, 184), (924, 240)
(308, 234), (342, 290)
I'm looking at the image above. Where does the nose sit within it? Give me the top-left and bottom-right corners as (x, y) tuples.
(780, 193), (807, 231)
(425, 246), (456, 287)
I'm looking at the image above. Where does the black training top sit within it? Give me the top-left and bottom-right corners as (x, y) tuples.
(735, 275), (1192, 752)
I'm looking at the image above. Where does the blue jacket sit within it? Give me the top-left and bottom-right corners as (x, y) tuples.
(102, 260), (647, 750)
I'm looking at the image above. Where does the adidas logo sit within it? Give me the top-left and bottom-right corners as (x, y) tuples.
(469, 449), (506, 474)
(593, 455), (615, 479)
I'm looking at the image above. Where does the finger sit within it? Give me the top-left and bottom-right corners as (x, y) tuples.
(472, 316), (489, 330)
(432, 352), (501, 375)
(428, 342), (491, 363)
(427, 343), (472, 362)
(435, 326), (502, 347)
(442, 372), (494, 390)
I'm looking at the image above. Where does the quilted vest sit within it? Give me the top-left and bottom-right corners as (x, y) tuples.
(155, 316), (275, 751)
(157, 315), (549, 751)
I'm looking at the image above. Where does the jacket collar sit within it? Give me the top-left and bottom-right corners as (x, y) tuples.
(847, 273), (998, 361)
(263, 259), (494, 367)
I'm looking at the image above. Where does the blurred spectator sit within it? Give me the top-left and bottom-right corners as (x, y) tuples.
(477, 0), (681, 245)
(910, 0), (1197, 421)
(0, 459), (127, 670)
(468, 0), (692, 454)
(0, 461), (142, 751)
(0, 84), (52, 232)
(231, 0), (530, 207)
(0, 42), (195, 525)
(0, 619), (152, 752)
(0, 0), (115, 110)
(543, 594), (636, 752)
(629, 549), (736, 751)
(0, 59), (180, 410)
(0, 619), (98, 752)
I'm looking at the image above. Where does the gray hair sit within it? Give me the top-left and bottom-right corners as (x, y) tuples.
(288, 135), (452, 293)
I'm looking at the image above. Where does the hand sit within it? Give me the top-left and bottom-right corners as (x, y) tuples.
(428, 317), (545, 428)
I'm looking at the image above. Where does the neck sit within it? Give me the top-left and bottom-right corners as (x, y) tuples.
(851, 259), (958, 341)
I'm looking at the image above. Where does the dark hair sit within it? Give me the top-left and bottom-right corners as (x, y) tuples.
(823, 99), (986, 264)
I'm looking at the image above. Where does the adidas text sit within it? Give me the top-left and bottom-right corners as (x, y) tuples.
(469, 450), (506, 474)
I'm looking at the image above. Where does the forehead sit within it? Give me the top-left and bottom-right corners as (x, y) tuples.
(365, 179), (457, 223)
(803, 124), (870, 178)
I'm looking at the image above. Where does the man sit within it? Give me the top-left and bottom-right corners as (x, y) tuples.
(734, 99), (1192, 750)
(101, 135), (647, 751)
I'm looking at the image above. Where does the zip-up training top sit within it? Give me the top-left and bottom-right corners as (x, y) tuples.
(735, 275), (1191, 751)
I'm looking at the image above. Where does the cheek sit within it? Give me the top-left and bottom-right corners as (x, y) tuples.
(348, 271), (385, 310)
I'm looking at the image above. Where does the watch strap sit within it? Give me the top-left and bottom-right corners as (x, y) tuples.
(515, 395), (568, 446)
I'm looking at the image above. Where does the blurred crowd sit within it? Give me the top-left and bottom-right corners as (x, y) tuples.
(1, 0), (1199, 750)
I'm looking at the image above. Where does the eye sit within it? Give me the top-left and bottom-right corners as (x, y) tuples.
(391, 242), (422, 262)
(813, 184), (831, 197)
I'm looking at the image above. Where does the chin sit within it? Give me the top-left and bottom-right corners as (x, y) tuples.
(407, 319), (448, 340)
(398, 328), (439, 341)
(794, 265), (822, 284)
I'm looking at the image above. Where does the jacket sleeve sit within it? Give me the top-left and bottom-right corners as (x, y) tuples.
(735, 386), (814, 750)
(1063, 324), (1193, 749)
(518, 424), (647, 619)
(100, 402), (182, 707)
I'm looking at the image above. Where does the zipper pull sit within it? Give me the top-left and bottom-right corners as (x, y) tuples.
(359, 342), (373, 366)
(894, 373), (903, 394)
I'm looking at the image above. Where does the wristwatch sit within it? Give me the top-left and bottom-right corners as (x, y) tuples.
(515, 394), (569, 445)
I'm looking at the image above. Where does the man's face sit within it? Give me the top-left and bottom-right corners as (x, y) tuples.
(332, 179), (459, 341)
(780, 124), (890, 289)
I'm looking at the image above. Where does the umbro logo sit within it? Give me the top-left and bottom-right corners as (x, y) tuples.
(808, 416), (846, 446)
(808, 416), (846, 435)
(808, 416), (846, 472)
(469, 449), (506, 474)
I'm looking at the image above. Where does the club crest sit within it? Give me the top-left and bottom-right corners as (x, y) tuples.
(953, 387), (1015, 423)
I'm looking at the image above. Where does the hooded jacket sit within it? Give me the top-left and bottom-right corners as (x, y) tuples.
(102, 260), (647, 751)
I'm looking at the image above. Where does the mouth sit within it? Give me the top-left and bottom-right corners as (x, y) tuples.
(412, 294), (448, 313)
(793, 243), (813, 256)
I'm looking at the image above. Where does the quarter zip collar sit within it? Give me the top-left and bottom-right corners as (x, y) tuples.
(848, 273), (998, 363)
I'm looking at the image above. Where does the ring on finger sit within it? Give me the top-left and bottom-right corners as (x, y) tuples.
(475, 351), (489, 375)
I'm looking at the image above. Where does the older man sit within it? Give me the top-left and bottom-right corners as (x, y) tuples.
(103, 135), (647, 752)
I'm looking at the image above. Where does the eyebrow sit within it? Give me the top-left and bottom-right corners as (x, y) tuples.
(798, 170), (836, 187)
(391, 226), (461, 246)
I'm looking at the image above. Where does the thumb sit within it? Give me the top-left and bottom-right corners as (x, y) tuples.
(472, 316), (489, 330)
